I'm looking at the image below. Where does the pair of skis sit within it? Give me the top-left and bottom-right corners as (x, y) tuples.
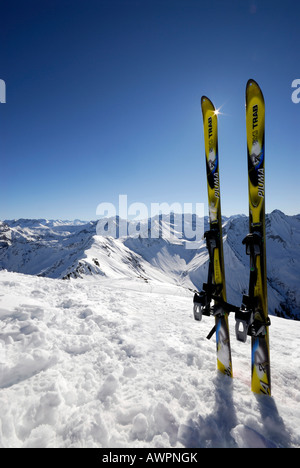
(193, 79), (271, 396)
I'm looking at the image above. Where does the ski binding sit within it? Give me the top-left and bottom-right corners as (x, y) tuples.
(235, 295), (271, 343)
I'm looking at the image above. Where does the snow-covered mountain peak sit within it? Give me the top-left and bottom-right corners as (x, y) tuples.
(0, 212), (299, 319)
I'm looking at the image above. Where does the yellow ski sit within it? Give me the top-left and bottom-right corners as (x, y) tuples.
(235, 79), (271, 395)
(193, 96), (233, 378)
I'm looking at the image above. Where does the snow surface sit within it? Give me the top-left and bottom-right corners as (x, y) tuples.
(0, 270), (299, 448)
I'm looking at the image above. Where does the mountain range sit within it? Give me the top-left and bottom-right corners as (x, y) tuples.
(0, 210), (299, 320)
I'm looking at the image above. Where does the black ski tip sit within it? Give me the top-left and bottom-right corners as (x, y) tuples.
(201, 95), (209, 107)
(246, 78), (260, 89)
(246, 79), (264, 102)
(201, 95), (214, 110)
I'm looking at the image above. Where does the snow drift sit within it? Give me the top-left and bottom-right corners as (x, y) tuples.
(0, 271), (299, 448)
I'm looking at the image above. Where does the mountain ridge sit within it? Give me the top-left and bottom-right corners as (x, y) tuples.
(0, 211), (299, 320)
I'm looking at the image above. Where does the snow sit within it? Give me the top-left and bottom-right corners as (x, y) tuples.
(0, 270), (299, 448)
(1, 211), (299, 319)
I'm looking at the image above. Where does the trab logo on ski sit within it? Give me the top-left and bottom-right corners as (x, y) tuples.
(252, 104), (258, 129)
(207, 115), (218, 182)
(249, 102), (265, 197)
(208, 116), (213, 139)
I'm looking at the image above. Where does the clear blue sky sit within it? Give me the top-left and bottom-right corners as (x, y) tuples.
(1, 0), (299, 220)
